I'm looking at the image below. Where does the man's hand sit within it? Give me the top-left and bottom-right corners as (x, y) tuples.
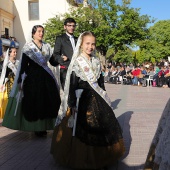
(62, 55), (68, 61)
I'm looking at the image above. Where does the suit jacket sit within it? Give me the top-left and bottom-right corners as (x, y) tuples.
(49, 33), (77, 68)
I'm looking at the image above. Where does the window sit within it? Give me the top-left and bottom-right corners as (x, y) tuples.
(28, 1), (39, 20)
(5, 28), (9, 37)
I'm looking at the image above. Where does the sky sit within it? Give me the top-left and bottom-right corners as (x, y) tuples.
(116, 0), (170, 26)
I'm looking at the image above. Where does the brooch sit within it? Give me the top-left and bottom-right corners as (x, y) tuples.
(34, 48), (38, 52)
(84, 66), (89, 72)
(42, 51), (46, 56)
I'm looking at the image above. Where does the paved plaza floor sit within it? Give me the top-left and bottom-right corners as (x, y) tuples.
(1, 84), (170, 170)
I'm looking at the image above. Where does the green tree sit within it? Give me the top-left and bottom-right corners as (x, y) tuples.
(137, 20), (170, 62)
(64, 5), (110, 54)
(43, 0), (152, 63)
(43, 15), (65, 47)
(89, 0), (152, 52)
(114, 47), (134, 64)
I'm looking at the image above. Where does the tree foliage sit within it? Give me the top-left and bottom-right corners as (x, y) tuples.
(43, 15), (65, 47)
(43, 0), (153, 63)
(136, 20), (170, 62)
(114, 47), (134, 64)
(88, 0), (152, 53)
(64, 5), (110, 54)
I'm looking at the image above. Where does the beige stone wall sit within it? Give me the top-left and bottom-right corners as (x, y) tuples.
(0, 9), (14, 37)
(0, 0), (14, 37)
(0, 0), (13, 14)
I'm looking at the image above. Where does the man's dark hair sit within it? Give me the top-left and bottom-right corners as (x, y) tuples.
(64, 18), (76, 25)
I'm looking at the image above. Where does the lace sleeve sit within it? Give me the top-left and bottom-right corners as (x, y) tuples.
(68, 71), (79, 108)
(98, 73), (106, 91)
(17, 53), (29, 83)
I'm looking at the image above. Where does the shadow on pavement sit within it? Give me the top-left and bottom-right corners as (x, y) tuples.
(0, 121), (59, 169)
(117, 111), (133, 158)
(0, 110), (143, 170)
(116, 111), (145, 169)
(111, 99), (121, 110)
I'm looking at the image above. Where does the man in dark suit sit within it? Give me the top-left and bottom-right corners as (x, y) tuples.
(49, 18), (77, 89)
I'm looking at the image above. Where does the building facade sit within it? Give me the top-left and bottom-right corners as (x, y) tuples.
(13, 0), (77, 56)
(0, 0), (18, 52)
(0, 0), (85, 57)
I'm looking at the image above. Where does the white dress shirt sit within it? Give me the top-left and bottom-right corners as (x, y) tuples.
(66, 33), (76, 51)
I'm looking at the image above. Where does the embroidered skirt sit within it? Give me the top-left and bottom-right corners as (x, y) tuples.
(51, 89), (125, 169)
(0, 87), (8, 119)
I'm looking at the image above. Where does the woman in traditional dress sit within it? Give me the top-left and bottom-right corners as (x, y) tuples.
(0, 48), (19, 119)
(2, 25), (61, 137)
(51, 31), (125, 169)
(144, 98), (170, 170)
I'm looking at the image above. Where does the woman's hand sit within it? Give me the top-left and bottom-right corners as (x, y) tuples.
(71, 106), (78, 118)
(18, 83), (22, 91)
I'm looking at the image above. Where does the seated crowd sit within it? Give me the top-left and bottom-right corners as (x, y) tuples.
(103, 60), (170, 88)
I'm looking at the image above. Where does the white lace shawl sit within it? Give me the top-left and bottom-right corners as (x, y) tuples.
(0, 49), (9, 91)
(7, 60), (19, 76)
(10, 41), (55, 97)
(152, 98), (170, 169)
(72, 55), (101, 81)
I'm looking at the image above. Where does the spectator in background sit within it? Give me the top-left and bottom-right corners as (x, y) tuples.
(107, 62), (112, 69)
(142, 66), (155, 87)
(164, 59), (168, 67)
(109, 67), (120, 84)
(117, 66), (126, 83)
(156, 66), (166, 87)
(104, 68), (109, 83)
(138, 66), (147, 85)
(131, 66), (140, 85)
(162, 66), (170, 88)
(129, 63), (134, 70)
(144, 62), (150, 69)
(160, 59), (164, 67)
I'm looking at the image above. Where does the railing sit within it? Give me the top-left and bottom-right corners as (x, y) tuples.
(1, 34), (17, 42)
(0, 37), (19, 48)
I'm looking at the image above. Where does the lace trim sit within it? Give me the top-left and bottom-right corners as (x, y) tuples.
(7, 60), (19, 76)
(23, 42), (59, 89)
(152, 99), (170, 168)
(72, 56), (101, 81)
